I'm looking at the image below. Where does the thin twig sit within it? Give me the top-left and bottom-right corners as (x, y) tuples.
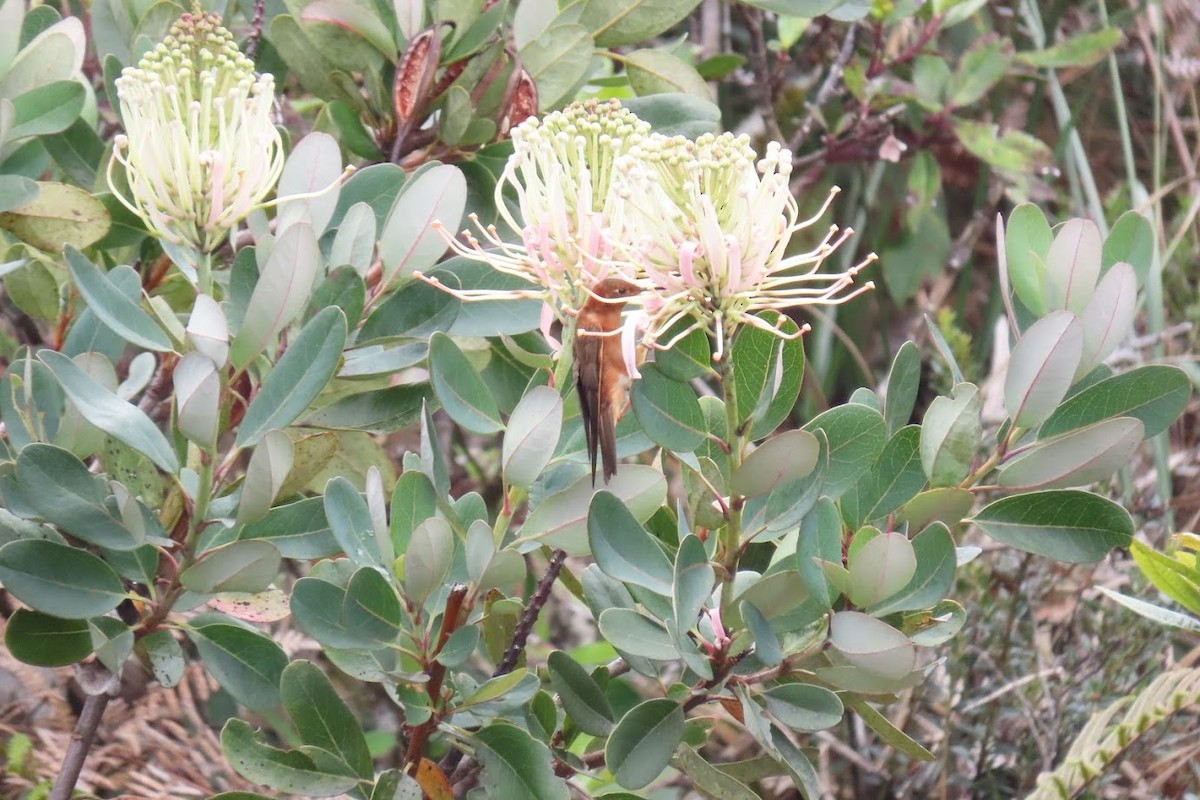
(493, 548), (567, 677)
(50, 665), (117, 800)
(790, 103), (908, 182)
(450, 761), (482, 792)
(1133, 15), (1196, 180)
(815, 729), (886, 775)
(245, 0), (266, 60)
(137, 354), (177, 423)
(444, 559), (576, 790)
(698, 0), (721, 60)
(909, 180), (1006, 340)
(791, 24), (858, 151)
(49, 693), (111, 799)
(959, 667), (1065, 714)
(866, 14), (942, 79)
(737, 5), (784, 143)
(405, 583), (470, 771)
(972, 555), (1033, 778)
(9, 309), (44, 347)
(605, 658), (631, 679)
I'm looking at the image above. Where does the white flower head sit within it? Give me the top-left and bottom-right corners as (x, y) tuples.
(418, 99), (651, 343)
(622, 132), (875, 358)
(108, 10), (284, 255)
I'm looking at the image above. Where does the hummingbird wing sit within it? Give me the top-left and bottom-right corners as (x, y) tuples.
(573, 334), (603, 485)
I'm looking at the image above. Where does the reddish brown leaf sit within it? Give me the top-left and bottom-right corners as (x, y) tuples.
(717, 696), (745, 724)
(415, 757), (453, 800)
(393, 27), (441, 129)
(505, 68), (538, 133)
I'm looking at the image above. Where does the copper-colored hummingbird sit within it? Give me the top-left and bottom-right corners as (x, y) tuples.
(573, 278), (640, 485)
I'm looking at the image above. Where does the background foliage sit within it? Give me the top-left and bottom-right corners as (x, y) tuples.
(0, 0), (1198, 798)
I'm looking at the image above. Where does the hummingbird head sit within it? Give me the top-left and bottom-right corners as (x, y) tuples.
(588, 278), (641, 304)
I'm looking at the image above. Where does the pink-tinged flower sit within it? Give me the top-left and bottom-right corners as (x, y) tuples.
(416, 99), (650, 348)
(878, 133), (907, 163)
(107, 11), (284, 255)
(622, 132), (875, 359)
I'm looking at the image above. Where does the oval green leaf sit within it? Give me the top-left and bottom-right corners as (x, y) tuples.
(138, 629), (185, 687)
(587, 491), (673, 596)
(241, 497), (337, 560)
(238, 429), (295, 524)
(1102, 210), (1153, 284)
(919, 383), (981, 487)
(654, 320), (710, 381)
(998, 416), (1143, 491)
(1044, 218), (1102, 314)
(883, 341), (920, 435)
(180, 540), (282, 595)
(847, 532), (916, 609)
(276, 132), (343, 234)
(1004, 310), (1083, 428)
(597, 608), (677, 660)
(403, 517), (454, 606)
(605, 698), (684, 790)
(187, 621), (288, 710)
(828, 611), (915, 681)
(580, 0), (700, 47)
(5, 608), (92, 666)
(358, 271), (460, 342)
(897, 487), (975, 533)
(673, 533), (714, 634)
(802, 403), (886, 497)
(429, 331), (503, 434)
(516, 465), (667, 556)
(1076, 262), (1136, 379)
(39, 349), (178, 473)
(503, 385), (562, 488)
(229, 222), (321, 369)
(971, 490), (1133, 563)
(472, 722), (570, 800)
(547, 650), (614, 737)
(1039, 365), (1191, 440)
(65, 247), (171, 351)
(15, 443), (138, 550)
(324, 476), (383, 569)
(624, 48), (710, 98)
(220, 718), (359, 795)
(236, 306), (348, 448)
(173, 352), (220, 449)
(0, 539), (125, 618)
(732, 429), (819, 497)
(281, 660), (372, 779)
(1002, 203), (1052, 316)
(868, 523), (956, 616)
(343, 566), (403, 644)
(289, 577), (365, 649)
(761, 683), (843, 732)
(731, 312), (805, 439)
(630, 362), (705, 453)
(843, 424), (926, 527)
(3, 183), (109, 250)
(519, 23), (593, 110)
(379, 163), (466, 284)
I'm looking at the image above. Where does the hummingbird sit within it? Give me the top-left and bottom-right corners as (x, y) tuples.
(573, 277), (641, 485)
